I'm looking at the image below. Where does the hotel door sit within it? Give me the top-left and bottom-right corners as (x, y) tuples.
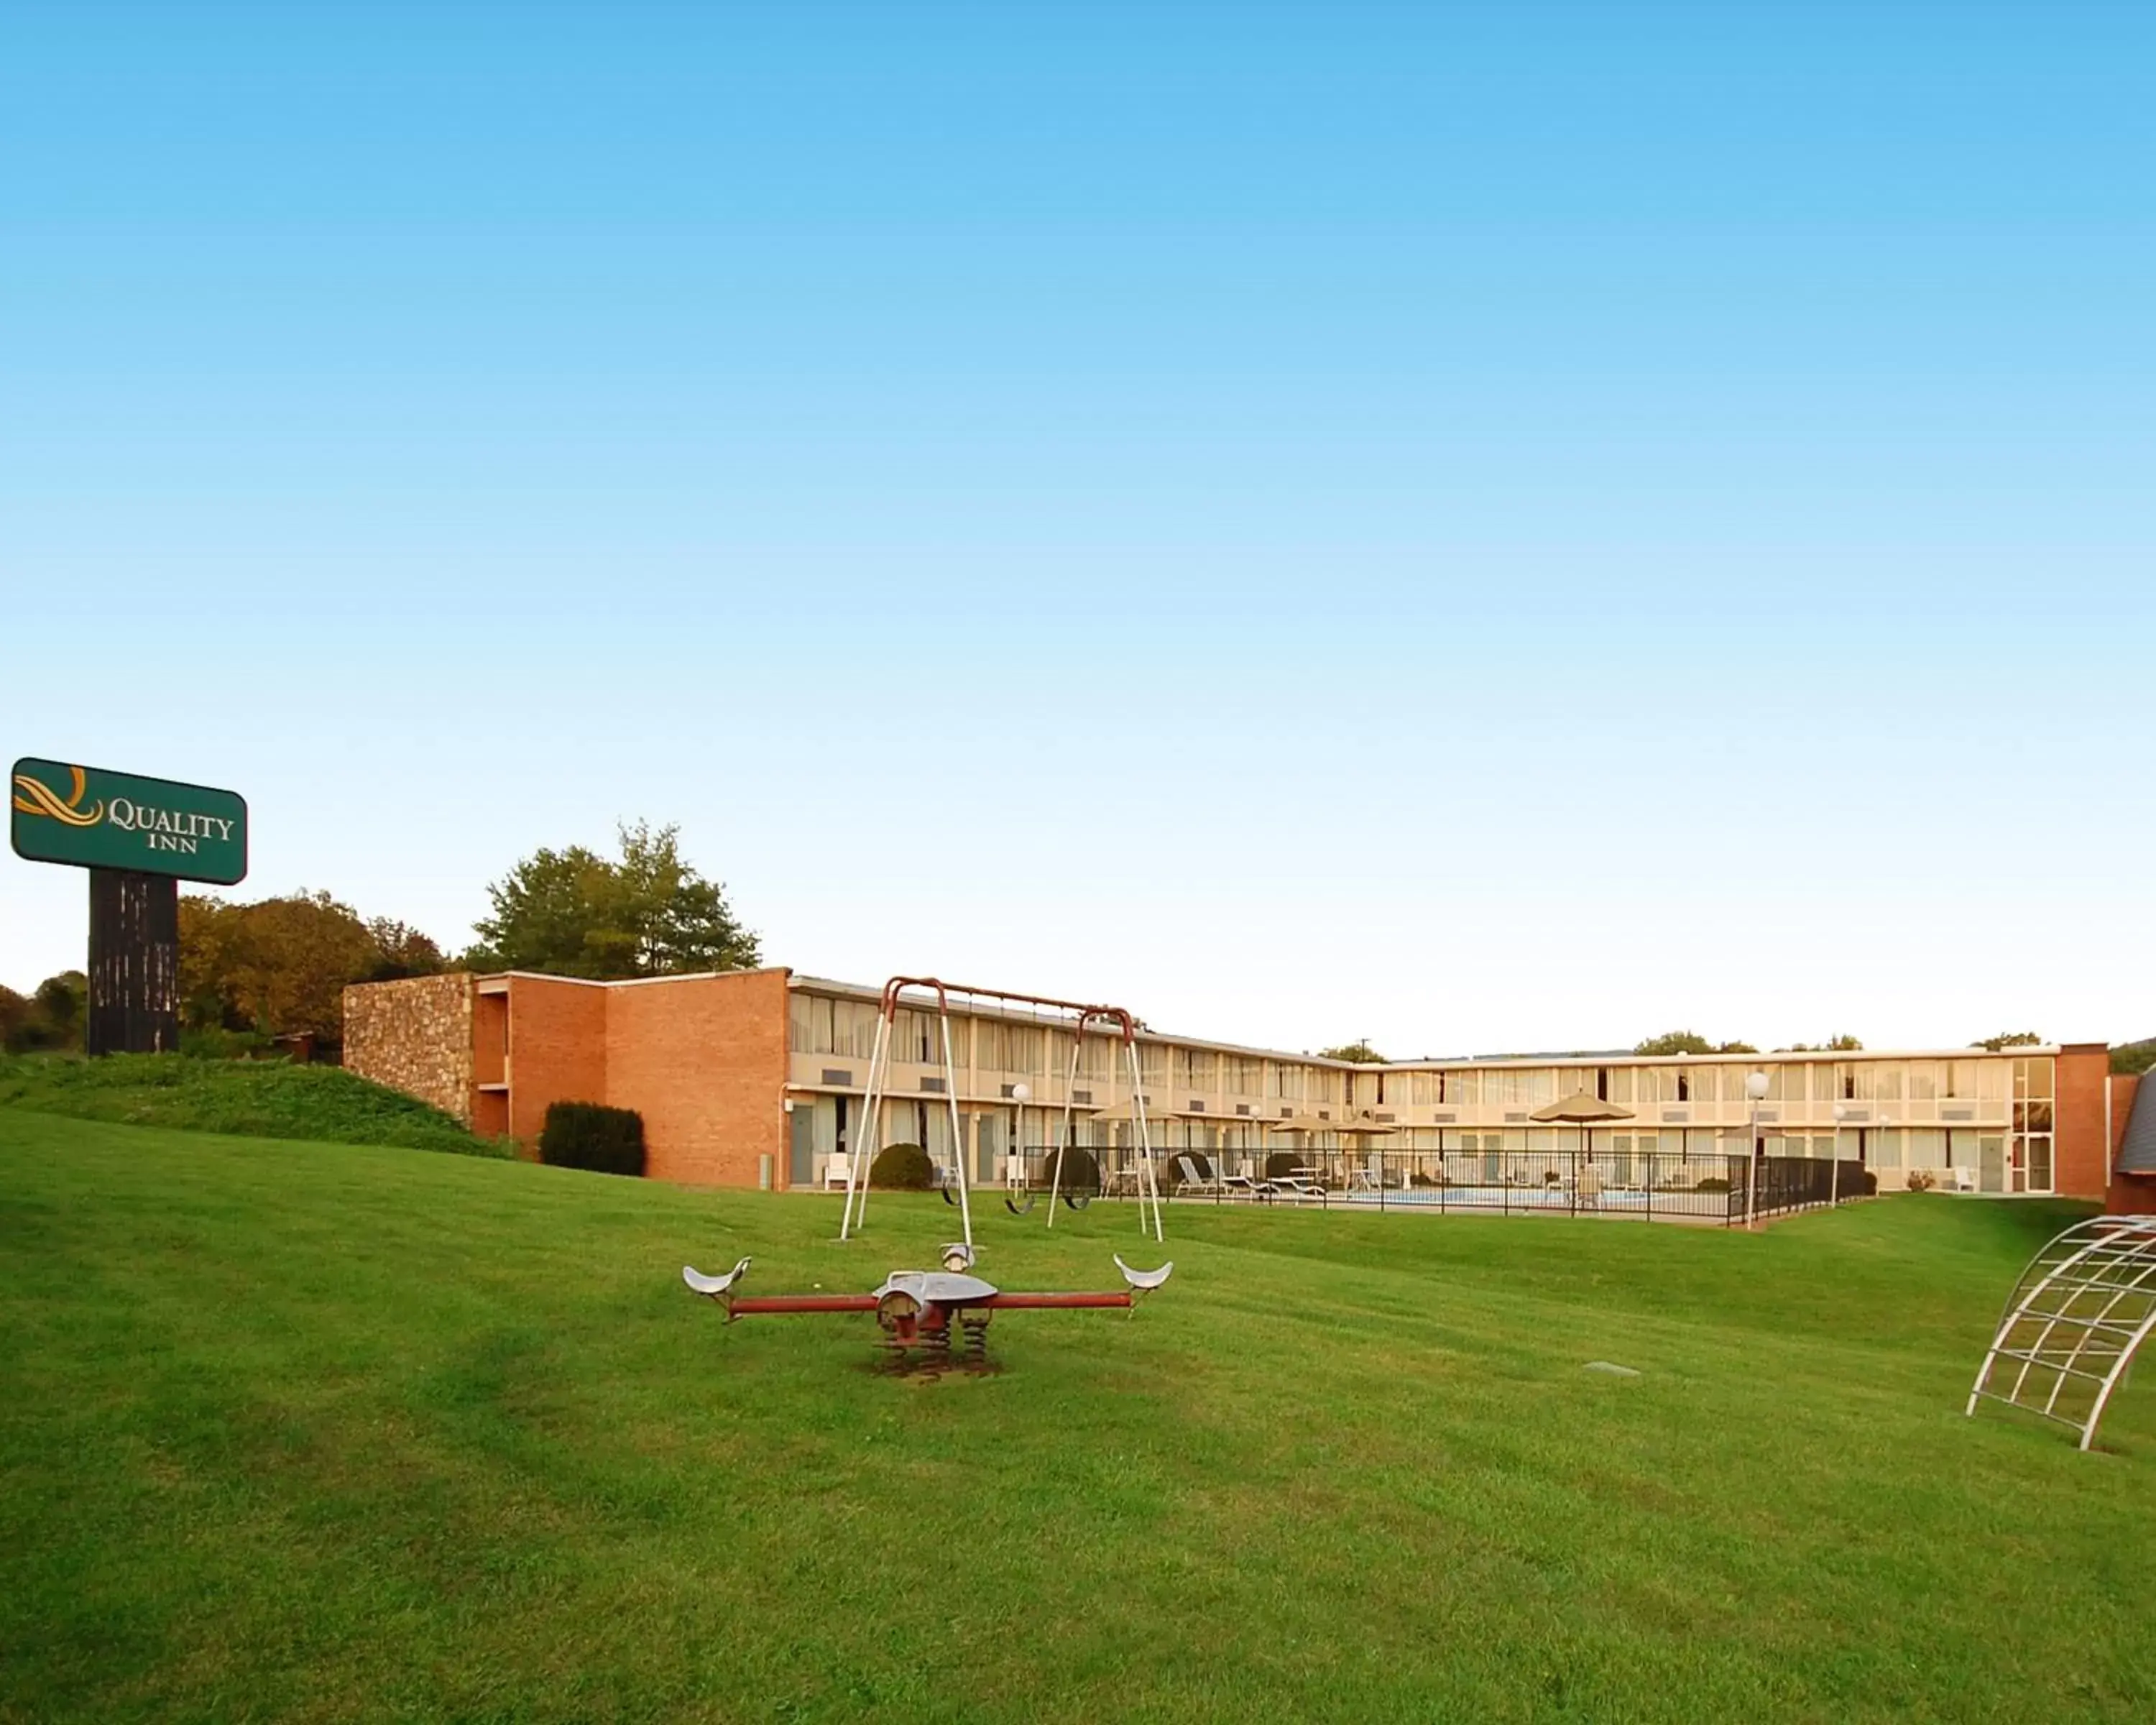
(1979, 1134), (2007, 1194)
(789, 1105), (814, 1187)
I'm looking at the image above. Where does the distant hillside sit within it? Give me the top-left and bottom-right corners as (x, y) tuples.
(0, 1054), (509, 1156)
(2115, 1039), (2156, 1077)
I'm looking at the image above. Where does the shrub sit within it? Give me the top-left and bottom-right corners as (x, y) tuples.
(1163, 1151), (1213, 1190)
(1045, 1145), (1101, 1193)
(868, 1142), (935, 1190)
(1263, 1151), (1303, 1180)
(1904, 1168), (1937, 1193)
(1694, 1176), (1731, 1193)
(539, 1100), (646, 1177)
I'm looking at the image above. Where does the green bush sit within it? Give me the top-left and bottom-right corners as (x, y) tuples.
(1263, 1151), (1302, 1180)
(1163, 1150), (1213, 1189)
(1044, 1145), (1100, 1193)
(868, 1142), (935, 1190)
(539, 1101), (646, 1177)
(1694, 1176), (1731, 1193)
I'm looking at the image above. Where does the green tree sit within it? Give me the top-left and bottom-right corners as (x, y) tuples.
(180, 891), (438, 1040)
(1, 972), (88, 1052)
(1635, 1031), (1714, 1056)
(469, 821), (759, 980)
(2113, 1039), (2156, 1077)
(1319, 1039), (1387, 1064)
(1973, 1031), (2044, 1052)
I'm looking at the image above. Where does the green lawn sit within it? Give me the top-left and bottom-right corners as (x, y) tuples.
(0, 1054), (502, 1157)
(1, 1110), (2149, 1723)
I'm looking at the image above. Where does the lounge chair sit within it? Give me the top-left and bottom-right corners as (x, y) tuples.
(1174, 1154), (1225, 1195)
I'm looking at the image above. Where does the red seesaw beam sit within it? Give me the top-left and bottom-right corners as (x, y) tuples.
(728, 1291), (1133, 1317)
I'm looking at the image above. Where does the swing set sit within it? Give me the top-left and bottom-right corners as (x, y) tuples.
(836, 977), (1168, 1252)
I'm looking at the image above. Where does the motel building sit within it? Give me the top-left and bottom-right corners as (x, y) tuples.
(344, 967), (2142, 1208)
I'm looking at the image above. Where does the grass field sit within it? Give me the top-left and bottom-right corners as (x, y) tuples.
(3, 1109), (2150, 1723)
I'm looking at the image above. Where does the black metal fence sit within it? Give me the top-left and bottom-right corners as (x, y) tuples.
(1000, 1146), (1873, 1226)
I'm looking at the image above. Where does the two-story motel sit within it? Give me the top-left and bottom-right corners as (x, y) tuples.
(343, 966), (2145, 1205)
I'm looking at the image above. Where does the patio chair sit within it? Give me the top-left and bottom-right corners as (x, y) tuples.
(823, 1154), (853, 1190)
(1220, 1173), (1266, 1201)
(1174, 1154), (1225, 1195)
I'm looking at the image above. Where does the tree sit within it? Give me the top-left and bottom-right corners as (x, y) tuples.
(469, 821), (759, 980)
(180, 891), (441, 1041)
(1782, 1035), (1864, 1052)
(1973, 1031), (2044, 1052)
(1, 972), (87, 1052)
(365, 919), (445, 982)
(1635, 1031), (1713, 1056)
(1319, 1039), (1387, 1064)
(2113, 1039), (2156, 1077)
(1634, 1031), (1759, 1056)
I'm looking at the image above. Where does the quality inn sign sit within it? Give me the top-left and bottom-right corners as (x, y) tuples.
(11, 758), (248, 886)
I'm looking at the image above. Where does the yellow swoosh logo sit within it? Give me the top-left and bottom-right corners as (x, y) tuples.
(11, 765), (104, 827)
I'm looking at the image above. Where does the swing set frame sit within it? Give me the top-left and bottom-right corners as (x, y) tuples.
(837, 977), (1166, 1250)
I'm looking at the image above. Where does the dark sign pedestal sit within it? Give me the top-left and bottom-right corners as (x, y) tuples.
(87, 869), (180, 1055)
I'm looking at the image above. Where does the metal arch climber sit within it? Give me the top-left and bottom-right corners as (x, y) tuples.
(837, 978), (1166, 1252)
(1966, 1213), (2156, 1451)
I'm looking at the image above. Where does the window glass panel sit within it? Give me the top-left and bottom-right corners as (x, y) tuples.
(1870, 1064), (1903, 1103)
(1451, 1070), (1480, 1105)
(1906, 1062), (1940, 1102)
(1607, 1067), (1634, 1106)
(1978, 1061), (2009, 1100)
(1871, 1128), (1903, 1169)
(788, 993), (815, 1053)
(1690, 1066), (1718, 1105)
(1523, 1068), (1555, 1107)
(2028, 1136), (2054, 1190)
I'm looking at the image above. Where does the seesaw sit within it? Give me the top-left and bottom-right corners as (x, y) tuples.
(683, 1243), (1173, 1371)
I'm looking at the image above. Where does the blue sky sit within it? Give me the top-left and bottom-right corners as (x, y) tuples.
(5, 2), (2152, 1054)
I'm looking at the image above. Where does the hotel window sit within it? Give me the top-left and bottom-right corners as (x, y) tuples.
(1140, 1043), (1168, 1089)
(1870, 1128), (1903, 1169)
(1906, 1063), (1940, 1103)
(1271, 1064), (1305, 1101)
(1606, 1067), (1634, 1107)
(1871, 1064), (1903, 1103)
(1077, 1035), (1112, 1082)
(1690, 1067), (1718, 1105)
(1978, 1060), (2009, 1101)
(1521, 1068), (1555, 1108)
(1179, 1049), (1217, 1091)
(1309, 1067), (1341, 1104)
(1450, 1070), (1480, 1105)
(975, 1021), (1008, 1073)
(1410, 1071), (1440, 1106)
(1907, 1128), (1947, 1168)
(788, 993), (821, 1054)
(1224, 1055), (1261, 1095)
(2012, 1057), (2054, 1100)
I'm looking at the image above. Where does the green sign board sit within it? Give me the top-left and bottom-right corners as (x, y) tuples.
(11, 758), (248, 886)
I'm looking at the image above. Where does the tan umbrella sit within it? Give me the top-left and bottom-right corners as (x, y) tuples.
(1332, 1116), (1399, 1137)
(1270, 1112), (1340, 1134)
(1531, 1090), (1634, 1161)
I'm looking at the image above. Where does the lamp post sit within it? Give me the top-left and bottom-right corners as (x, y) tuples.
(1746, 1070), (1771, 1224)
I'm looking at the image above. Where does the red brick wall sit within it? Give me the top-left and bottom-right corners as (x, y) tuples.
(506, 975), (609, 1146)
(2055, 1044), (2111, 1201)
(602, 968), (791, 1187)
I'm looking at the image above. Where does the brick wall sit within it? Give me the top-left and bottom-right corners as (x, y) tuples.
(2055, 1044), (2112, 1201)
(505, 975), (609, 1146)
(604, 968), (791, 1187)
(343, 973), (475, 1123)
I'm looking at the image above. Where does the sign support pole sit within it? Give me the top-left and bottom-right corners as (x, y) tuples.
(87, 868), (180, 1054)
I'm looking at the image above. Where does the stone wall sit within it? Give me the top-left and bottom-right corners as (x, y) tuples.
(344, 973), (475, 1123)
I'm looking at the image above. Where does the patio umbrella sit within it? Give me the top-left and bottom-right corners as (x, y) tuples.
(1529, 1090), (1634, 1162)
